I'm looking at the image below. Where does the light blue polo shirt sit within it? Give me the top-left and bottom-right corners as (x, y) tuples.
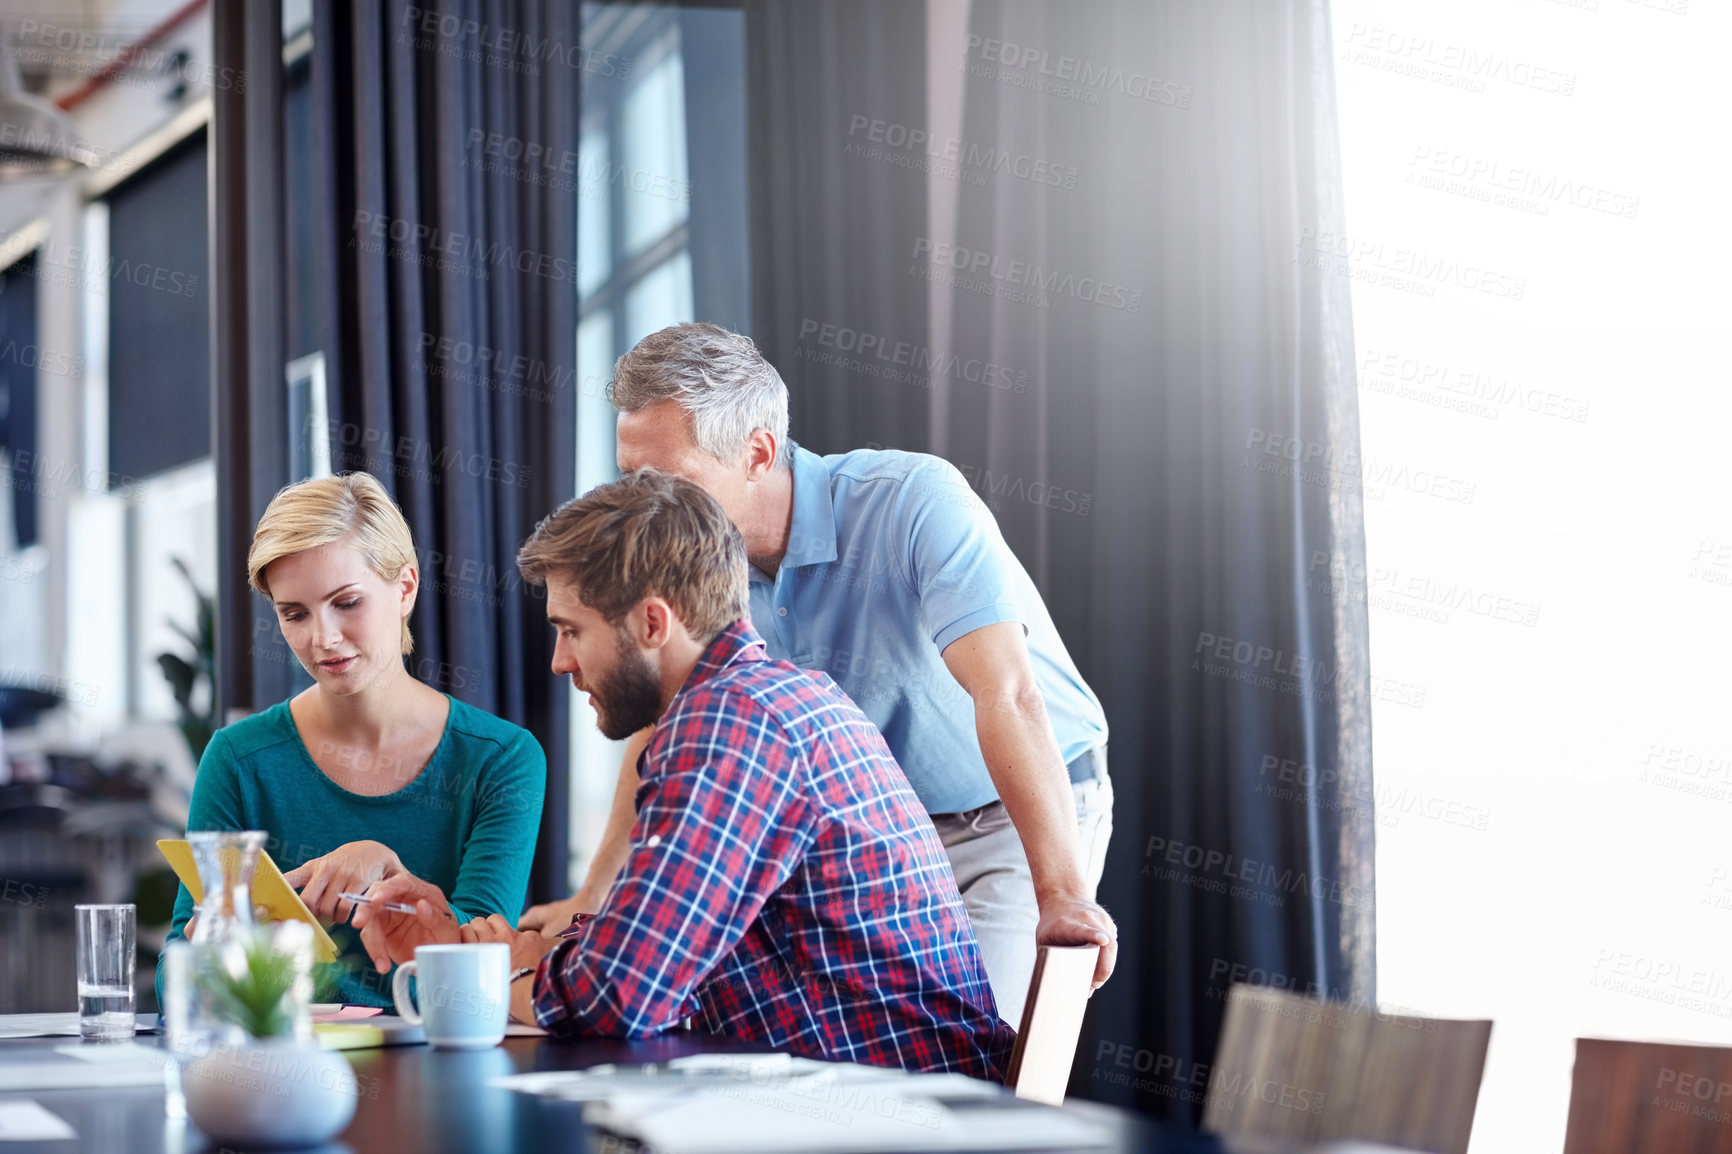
(748, 444), (1108, 814)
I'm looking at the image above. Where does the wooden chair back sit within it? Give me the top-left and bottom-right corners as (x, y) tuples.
(1562, 1037), (1732, 1154)
(1202, 984), (1491, 1154)
(1004, 944), (1100, 1106)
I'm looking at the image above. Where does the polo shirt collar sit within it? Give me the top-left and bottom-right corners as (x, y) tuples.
(782, 443), (838, 569)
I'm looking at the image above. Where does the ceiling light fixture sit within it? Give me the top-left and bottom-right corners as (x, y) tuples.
(0, 32), (100, 180)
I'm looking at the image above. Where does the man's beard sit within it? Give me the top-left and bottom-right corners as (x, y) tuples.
(589, 630), (664, 741)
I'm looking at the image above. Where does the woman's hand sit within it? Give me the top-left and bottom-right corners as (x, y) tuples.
(283, 841), (404, 923)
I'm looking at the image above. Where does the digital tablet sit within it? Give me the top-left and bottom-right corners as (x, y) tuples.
(155, 839), (341, 963)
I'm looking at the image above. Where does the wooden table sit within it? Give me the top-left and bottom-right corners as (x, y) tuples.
(0, 1033), (1423, 1153)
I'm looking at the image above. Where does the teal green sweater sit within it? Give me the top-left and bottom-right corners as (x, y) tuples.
(158, 696), (546, 1007)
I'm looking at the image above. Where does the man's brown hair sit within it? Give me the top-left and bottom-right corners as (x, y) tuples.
(516, 470), (749, 644)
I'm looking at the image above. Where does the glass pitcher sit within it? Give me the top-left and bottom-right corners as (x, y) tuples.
(188, 829), (266, 946)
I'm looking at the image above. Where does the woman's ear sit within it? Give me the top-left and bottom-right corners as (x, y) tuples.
(397, 562), (420, 618)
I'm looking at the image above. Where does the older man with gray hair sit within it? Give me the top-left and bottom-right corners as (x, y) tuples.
(519, 322), (1115, 1023)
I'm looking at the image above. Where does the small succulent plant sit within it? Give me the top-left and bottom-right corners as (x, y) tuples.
(200, 935), (301, 1040)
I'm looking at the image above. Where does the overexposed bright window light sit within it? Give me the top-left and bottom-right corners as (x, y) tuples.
(573, 8), (703, 893)
(623, 249), (693, 347)
(1331, 2), (1732, 1150)
(621, 50), (690, 256)
(577, 128), (612, 300)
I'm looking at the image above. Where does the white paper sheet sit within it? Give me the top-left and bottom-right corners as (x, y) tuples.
(0, 1014), (80, 1039)
(0, 1014), (157, 1039)
(52, 1042), (167, 1066)
(0, 1100), (77, 1142)
(491, 1054), (1101, 1152)
(489, 1056), (1000, 1105)
(586, 1088), (1113, 1153)
(0, 1044), (168, 1090)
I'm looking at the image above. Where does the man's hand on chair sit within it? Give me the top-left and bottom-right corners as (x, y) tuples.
(1036, 895), (1117, 990)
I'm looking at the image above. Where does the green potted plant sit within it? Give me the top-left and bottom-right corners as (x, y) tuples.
(155, 557), (220, 763)
(140, 560), (225, 1003)
(182, 923), (359, 1147)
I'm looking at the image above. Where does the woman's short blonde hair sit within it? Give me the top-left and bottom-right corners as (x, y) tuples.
(247, 473), (418, 655)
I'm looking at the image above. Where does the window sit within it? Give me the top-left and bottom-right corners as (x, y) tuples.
(1332, 4), (1730, 1150)
(569, 2), (749, 888)
(37, 133), (221, 726)
(105, 131), (210, 484)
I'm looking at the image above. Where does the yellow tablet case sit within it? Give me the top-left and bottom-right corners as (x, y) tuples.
(156, 839), (341, 964)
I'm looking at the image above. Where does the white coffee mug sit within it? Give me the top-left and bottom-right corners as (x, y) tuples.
(392, 942), (510, 1049)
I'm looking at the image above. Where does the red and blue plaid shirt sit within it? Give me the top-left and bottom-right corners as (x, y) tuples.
(531, 620), (1016, 1080)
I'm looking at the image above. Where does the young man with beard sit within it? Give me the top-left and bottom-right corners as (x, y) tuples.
(354, 470), (1017, 1078)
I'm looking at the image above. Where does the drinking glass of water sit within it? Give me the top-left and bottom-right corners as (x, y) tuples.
(75, 903), (136, 1042)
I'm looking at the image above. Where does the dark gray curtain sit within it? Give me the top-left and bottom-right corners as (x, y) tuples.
(303, 0), (578, 902)
(749, 0), (1372, 1122)
(0, 254), (39, 548)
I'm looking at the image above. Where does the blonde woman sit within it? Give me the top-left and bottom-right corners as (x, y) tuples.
(157, 472), (545, 1005)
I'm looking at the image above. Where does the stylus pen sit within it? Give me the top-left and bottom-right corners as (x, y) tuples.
(337, 892), (420, 915)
